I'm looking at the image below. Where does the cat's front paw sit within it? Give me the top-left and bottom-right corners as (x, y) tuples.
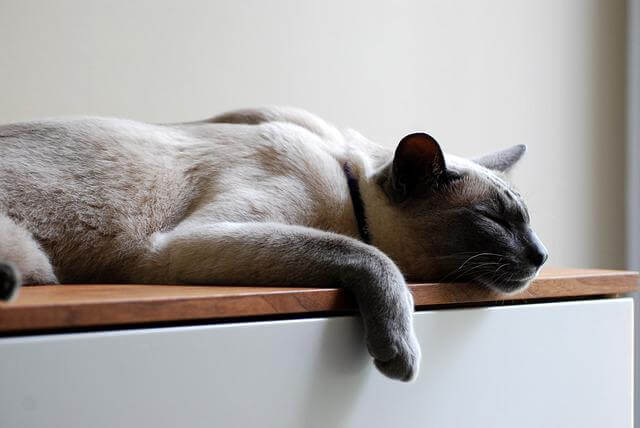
(370, 331), (420, 382)
(366, 292), (421, 382)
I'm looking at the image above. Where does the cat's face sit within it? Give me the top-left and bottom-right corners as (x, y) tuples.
(376, 133), (547, 294)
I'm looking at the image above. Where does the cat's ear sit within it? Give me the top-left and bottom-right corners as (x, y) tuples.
(389, 133), (447, 202)
(473, 144), (526, 173)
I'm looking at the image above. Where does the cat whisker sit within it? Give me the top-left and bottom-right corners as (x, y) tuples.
(433, 251), (506, 260)
(439, 252), (507, 282)
(444, 261), (503, 283)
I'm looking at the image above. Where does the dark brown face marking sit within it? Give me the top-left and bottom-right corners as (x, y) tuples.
(384, 157), (546, 293)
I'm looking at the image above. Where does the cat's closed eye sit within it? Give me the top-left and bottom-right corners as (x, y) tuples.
(473, 207), (512, 230)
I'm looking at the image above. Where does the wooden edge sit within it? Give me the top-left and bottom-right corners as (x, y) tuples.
(0, 268), (638, 334)
(0, 289), (354, 334)
(411, 269), (639, 307)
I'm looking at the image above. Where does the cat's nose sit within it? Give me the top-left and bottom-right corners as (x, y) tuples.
(526, 229), (548, 267)
(530, 246), (548, 266)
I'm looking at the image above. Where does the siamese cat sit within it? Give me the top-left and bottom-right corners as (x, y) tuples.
(0, 106), (547, 381)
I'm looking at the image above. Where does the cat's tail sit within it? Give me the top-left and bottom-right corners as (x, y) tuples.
(0, 262), (20, 301)
(0, 214), (58, 301)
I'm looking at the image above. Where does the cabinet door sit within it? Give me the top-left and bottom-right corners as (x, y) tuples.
(0, 298), (633, 428)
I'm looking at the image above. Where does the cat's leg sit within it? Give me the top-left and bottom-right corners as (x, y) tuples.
(0, 214), (58, 300)
(205, 106), (344, 142)
(143, 221), (420, 381)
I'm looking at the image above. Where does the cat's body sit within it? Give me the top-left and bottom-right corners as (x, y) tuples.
(0, 112), (361, 283)
(0, 107), (548, 381)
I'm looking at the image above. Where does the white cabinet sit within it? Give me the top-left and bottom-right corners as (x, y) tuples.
(0, 298), (633, 428)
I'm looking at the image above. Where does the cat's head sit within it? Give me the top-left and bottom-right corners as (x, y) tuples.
(372, 133), (547, 294)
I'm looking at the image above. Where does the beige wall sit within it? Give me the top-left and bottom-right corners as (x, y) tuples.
(0, 0), (627, 269)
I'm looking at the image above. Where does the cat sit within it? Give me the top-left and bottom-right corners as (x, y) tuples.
(0, 106), (547, 381)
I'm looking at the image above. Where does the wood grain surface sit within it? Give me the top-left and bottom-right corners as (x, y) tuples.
(0, 267), (637, 333)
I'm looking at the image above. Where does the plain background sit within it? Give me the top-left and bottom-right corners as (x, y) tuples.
(0, 0), (627, 270)
(1, 0), (636, 425)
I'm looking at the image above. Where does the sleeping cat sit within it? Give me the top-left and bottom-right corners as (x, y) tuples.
(0, 107), (547, 381)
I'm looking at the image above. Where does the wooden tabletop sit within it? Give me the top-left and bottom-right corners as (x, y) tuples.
(0, 267), (637, 334)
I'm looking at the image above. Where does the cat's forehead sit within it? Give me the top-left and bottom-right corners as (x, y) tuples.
(444, 154), (522, 207)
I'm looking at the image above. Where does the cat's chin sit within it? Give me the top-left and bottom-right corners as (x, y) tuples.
(480, 276), (535, 296)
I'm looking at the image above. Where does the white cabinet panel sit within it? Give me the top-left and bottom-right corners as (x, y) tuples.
(0, 299), (633, 428)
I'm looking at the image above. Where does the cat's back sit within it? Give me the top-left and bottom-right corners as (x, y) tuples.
(0, 116), (185, 168)
(0, 117), (195, 216)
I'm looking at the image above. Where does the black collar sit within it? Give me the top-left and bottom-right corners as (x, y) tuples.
(343, 162), (371, 244)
